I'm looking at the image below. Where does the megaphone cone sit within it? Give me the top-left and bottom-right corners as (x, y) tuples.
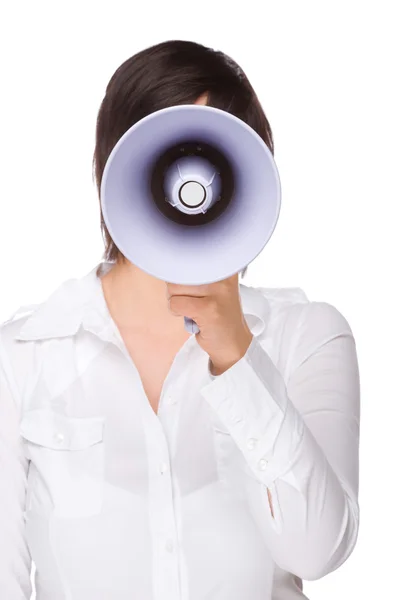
(100, 104), (281, 333)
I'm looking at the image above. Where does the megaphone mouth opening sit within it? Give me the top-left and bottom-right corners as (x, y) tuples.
(150, 141), (234, 226)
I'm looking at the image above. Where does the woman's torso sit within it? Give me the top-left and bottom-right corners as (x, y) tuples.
(4, 263), (310, 600)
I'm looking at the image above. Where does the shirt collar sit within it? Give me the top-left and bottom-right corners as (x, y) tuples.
(14, 261), (270, 342)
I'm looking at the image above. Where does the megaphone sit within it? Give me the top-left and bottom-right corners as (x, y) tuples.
(100, 104), (281, 334)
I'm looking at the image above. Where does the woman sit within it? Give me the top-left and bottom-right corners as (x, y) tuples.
(0, 40), (360, 599)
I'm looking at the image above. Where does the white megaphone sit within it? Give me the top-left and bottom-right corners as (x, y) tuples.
(100, 104), (281, 334)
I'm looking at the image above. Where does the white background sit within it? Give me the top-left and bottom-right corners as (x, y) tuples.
(0, 1), (398, 598)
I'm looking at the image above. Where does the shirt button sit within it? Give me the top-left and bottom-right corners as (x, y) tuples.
(54, 432), (64, 443)
(165, 539), (174, 553)
(247, 438), (258, 450)
(159, 462), (168, 474)
(166, 395), (177, 405)
(258, 458), (268, 471)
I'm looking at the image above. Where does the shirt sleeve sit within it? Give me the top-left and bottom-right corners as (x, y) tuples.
(0, 328), (32, 598)
(200, 301), (360, 581)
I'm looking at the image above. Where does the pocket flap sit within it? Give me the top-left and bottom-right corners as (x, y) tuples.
(19, 408), (105, 450)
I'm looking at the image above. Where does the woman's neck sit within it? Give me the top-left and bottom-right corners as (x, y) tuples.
(100, 259), (188, 336)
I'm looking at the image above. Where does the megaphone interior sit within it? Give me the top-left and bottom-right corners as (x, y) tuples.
(100, 104), (281, 333)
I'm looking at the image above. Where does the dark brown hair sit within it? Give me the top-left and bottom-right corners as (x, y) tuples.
(92, 39), (274, 275)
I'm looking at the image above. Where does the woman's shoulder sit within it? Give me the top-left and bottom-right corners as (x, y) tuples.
(0, 278), (75, 344)
(251, 283), (354, 334)
(0, 264), (100, 348)
(247, 283), (356, 359)
(0, 304), (39, 367)
(246, 284), (357, 384)
(0, 272), (89, 389)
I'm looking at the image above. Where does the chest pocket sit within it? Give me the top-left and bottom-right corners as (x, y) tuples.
(20, 408), (105, 519)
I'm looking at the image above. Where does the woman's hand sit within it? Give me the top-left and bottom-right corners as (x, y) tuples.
(166, 274), (253, 375)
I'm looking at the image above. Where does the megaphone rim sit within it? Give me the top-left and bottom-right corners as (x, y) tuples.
(99, 103), (282, 282)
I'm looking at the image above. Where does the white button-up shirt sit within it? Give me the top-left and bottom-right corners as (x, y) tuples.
(0, 261), (360, 599)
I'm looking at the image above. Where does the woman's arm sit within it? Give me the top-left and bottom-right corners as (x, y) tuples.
(0, 329), (32, 599)
(200, 300), (360, 581)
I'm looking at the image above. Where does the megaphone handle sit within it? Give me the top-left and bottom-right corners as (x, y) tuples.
(184, 316), (200, 334)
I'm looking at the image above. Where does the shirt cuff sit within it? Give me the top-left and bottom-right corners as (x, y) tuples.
(200, 335), (305, 487)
